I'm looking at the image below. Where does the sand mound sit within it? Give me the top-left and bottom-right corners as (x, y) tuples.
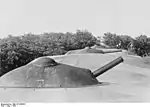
(66, 47), (122, 55)
(66, 47), (104, 55)
(143, 56), (150, 65)
(0, 54), (150, 102)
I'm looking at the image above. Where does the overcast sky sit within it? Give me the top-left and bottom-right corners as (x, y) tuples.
(0, 0), (150, 38)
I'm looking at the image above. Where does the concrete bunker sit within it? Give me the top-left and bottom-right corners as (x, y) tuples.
(0, 56), (123, 88)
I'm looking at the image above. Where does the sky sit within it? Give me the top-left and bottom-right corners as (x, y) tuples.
(0, 0), (150, 38)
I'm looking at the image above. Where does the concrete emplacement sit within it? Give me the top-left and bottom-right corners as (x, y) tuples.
(0, 56), (124, 88)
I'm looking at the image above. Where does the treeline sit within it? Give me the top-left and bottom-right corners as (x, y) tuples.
(1, 30), (150, 76)
(0, 30), (97, 76)
(102, 32), (150, 56)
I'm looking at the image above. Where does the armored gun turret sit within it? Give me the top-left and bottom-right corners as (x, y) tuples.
(0, 56), (124, 88)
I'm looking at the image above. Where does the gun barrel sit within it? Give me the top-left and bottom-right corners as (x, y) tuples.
(93, 56), (124, 77)
(103, 49), (122, 54)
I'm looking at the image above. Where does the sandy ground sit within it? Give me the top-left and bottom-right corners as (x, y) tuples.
(0, 53), (150, 102)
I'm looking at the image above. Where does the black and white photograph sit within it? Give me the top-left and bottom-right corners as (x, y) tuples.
(0, 0), (150, 105)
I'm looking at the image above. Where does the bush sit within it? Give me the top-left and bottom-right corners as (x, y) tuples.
(0, 30), (97, 76)
(103, 32), (134, 49)
(102, 33), (150, 56)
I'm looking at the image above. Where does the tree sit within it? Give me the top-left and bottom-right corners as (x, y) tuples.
(119, 35), (134, 49)
(0, 30), (97, 76)
(74, 29), (97, 49)
(133, 35), (150, 56)
(103, 32), (121, 48)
